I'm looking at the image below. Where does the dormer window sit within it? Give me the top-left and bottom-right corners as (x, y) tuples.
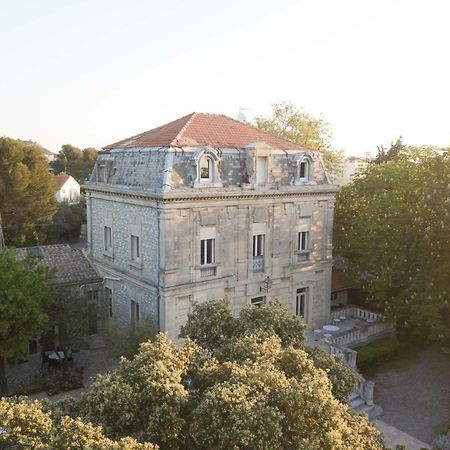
(194, 148), (223, 188)
(294, 154), (314, 185)
(299, 161), (308, 179)
(200, 156), (212, 181)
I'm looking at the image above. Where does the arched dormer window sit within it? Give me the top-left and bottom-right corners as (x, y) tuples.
(200, 156), (212, 181)
(193, 147), (223, 188)
(293, 153), (314, 185)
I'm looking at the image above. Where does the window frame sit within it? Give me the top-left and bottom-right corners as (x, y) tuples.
(130, 234), (141, 262)
(297, 231), (310, 253)
(104, 226), (112, 252)
(200, 156), (212, 181)
(251, 296), (266, 308)
(131, 300), (140, 324)
(295, 287), (308, 320)
(200, 238), (215, 265)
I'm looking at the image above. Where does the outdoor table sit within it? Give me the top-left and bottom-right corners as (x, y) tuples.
(322, 325), (340, 332)
(48, 351), (64, 360)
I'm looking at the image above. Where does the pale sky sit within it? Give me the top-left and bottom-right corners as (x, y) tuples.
(1, 0), (449, 156)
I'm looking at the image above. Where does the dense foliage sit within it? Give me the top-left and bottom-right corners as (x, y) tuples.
(254, 101), (344, 173)
(50, 144), (98, 181)
(0, 248), (54, 395)
(0, 137), (57, 246)
(47, 201), (85, 243)
(334, 147), (450, 342)
(0, 301), (381, 449)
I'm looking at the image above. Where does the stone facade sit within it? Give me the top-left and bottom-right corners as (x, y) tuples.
(85, 114), (338, 341)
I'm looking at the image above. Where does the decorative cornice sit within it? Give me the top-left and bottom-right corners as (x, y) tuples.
(83, 182), (338, 203)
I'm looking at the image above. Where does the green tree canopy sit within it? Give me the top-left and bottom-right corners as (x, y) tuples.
(0, 137), (57, 246)
(254, 101), (344, 174)
(0, 248), (55, 395)
(181, 299), (359, 403)
(50, 144), (98, 181)
(334, 146), (450, 342)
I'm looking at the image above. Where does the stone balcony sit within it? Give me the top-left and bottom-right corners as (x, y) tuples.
(307, 305), (395, 355)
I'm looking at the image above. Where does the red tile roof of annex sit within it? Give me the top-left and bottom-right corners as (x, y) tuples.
(104, 113), (306, 151)
(54, 175), (71, 189)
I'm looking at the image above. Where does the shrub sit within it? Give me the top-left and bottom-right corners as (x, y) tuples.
(433, 434), (450, 450)
(356, 337), (404, 371)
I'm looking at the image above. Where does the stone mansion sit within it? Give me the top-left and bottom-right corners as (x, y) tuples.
(84, 113), (338, 341)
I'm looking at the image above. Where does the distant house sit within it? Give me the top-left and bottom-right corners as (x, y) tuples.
(332, 156), (369, 186)
(54, 175), (80, 204)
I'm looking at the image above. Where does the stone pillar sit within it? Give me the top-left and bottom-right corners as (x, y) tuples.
(364, 380), (375, 406)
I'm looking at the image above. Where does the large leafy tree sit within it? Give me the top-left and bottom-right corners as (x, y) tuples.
(254, 101), (344, 174)
(0, 137), (57, 246)
(0, 248), (54, 395)
(334, 146), (450, 342)
(50, 144), (98, 181)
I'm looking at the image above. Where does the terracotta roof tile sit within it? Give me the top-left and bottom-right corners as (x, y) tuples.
(16, 244), (101, 286)
(54, 175), (71, 190)
(105, 113), (306, 151)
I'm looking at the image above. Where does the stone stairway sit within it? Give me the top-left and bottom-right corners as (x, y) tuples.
(349, 391), (383, 420)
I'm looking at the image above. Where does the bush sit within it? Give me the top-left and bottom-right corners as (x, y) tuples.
(433, 434), (450, 450)
(356, 337), (404, 371)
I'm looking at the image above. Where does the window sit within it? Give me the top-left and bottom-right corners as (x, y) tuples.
(98, 165), (107, 182)
(296, 287), (308, 319)
(104, 226), (112, 252)
(200, 157), (211, 180)
(298, 231), (309, 252)
(251, 296), (266, 308)
(105, 287), (113, 318)
(131, 300), (140, 324)
(299, 161), (308, 178)
(200, 238), (215, 265)
(131, 235), (140, 261)
(252, 234), (265, 272)
(256, 157), (267, 186)
(331, 292), (338, 302)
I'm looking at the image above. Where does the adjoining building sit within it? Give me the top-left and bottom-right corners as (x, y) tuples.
(84, 113), (339, 341)
(54, 175), (81, 204)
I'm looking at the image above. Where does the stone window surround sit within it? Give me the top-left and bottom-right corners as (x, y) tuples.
(293, 153), (315, 185)
(103, 215), (114, 258)
(193, 147), (223, 188)
(129, 220), (142, 269)
(295, 286), (309, 322)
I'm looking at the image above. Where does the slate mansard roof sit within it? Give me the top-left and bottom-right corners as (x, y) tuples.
(87, 113), (334, 194)
(104, 113), (306, 151)
(16, 244), (101, 286)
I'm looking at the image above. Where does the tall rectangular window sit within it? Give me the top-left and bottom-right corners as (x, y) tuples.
(252, 234), (265, 272)
(105, 287), (113, 318)
(131, 235), (140, 261)
(298, 231), (309, 252)
(104, 226), (112, 252)
(200, 238), (215, 265)
(296, 287), (308, 319)
(131, 300), (140, 324)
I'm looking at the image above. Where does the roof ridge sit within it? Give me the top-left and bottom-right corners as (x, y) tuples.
(216, 113), (308, 151)
(170, 112), (197, 146)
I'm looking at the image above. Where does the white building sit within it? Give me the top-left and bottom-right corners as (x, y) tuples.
(54, 175), (80, 204)
(332, 156), (369, 186)
(84, 113), (339, 341)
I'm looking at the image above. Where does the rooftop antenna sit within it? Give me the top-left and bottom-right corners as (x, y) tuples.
(237, 107), (250, 123)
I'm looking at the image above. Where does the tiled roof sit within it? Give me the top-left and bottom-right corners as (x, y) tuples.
(331, 269), (353, 292)
(16, 244), (101, 286)
(54, 175), (71, 190)
(105, 113), (306, 151)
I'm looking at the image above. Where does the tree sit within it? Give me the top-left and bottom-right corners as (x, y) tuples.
(0, 398), (158, 449)
(79, 333), (380, 449)
(0, 248), (54, 395)
(181, 299), (359, 403)
(0, 137), (57, 246)
(372, 137), (406, 164)
(254, 101), (344, 174)
(334, 146), (450, 342)
(50, 145), (98, 181)
(47, 201), (85, 243)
